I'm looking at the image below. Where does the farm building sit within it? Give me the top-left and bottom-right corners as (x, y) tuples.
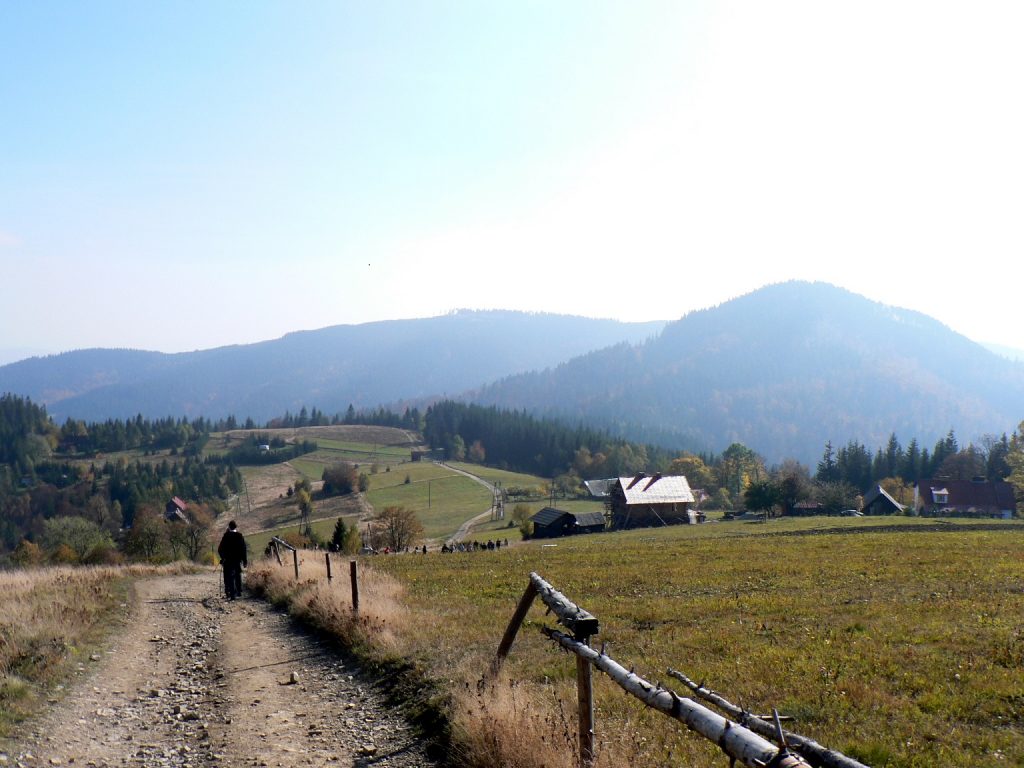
(788, 500), (825, 516)
(583, 478), (614, 498)
(914, 478), (1017, 518)
(530, 507), (607, 538)
(165, 496), (188, 522)
(862, 485), (908, 515)
(609, 473), (696, 529)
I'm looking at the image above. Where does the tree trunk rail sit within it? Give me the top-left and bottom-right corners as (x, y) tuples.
(667, 669), (870, 768)
(494, 572), (869, 768)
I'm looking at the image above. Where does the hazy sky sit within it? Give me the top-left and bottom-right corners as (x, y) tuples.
(2, 2), (1022, 357)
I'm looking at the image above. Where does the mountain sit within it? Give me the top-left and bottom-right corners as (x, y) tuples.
(470, 282), (1024, 465)
(0, 311), (665, 423)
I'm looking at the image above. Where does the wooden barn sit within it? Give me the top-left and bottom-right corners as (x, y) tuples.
(861, 484), (907, 516)
(530, 507), (607, 539)
(609, 473), (695, 529)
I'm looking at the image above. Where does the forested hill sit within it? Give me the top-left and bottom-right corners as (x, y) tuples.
(471, 282), (1024, 465)
(0, 311), (664, 423)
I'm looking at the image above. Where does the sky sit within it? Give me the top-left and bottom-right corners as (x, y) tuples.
(2, 1), (1023, 359)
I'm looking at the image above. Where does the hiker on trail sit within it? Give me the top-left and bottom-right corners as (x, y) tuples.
(217, 520), (248, 600)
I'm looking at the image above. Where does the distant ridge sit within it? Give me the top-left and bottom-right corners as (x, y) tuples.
(0, 311), (665, 423)
(470, 282), (1024, 464)
(4, 284), (1022, 465)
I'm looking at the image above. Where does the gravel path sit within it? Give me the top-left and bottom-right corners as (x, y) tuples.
(2, 571), (436, 768)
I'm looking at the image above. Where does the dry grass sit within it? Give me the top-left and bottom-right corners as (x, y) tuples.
(245, 556), (409, 657)
(0, 563), (201, 737)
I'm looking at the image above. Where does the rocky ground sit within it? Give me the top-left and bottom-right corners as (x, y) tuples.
(1, 572), (437, 768)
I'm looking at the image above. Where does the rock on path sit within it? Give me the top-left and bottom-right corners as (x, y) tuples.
(2, 571), (436, 768)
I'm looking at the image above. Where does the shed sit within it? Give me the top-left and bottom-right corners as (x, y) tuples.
(572, 511), (607, 534)
(530, 507), (575, 539)
(529, 508), (608, 538)
(861, 485), (907, 516)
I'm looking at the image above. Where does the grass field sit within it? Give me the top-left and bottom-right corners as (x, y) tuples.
(364, 517), (1024, 767)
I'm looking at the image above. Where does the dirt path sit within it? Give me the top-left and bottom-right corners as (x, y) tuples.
(3, 572), (436, 768)
(437, 464), (495, 544)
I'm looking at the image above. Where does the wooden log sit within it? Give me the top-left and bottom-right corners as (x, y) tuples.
(666, 669), (870, 768)
(542, 628), (807, 768)
(529, 572), (599, 639)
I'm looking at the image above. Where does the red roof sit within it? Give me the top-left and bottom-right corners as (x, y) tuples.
(170, 496), (188, 511)
(918, 479), (1016, 510)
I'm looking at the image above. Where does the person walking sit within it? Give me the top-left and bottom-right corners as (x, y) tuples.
(217, 520), (248, 600)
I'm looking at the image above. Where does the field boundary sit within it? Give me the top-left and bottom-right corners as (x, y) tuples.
(493, 572), (868, 768)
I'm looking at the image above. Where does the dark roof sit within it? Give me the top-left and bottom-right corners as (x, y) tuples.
(583, 479), (614, 498)
(572, 511), (606, 528)
(530, 507), (572, 526)
(862, 484), (906, 512)
(918, 478), (1016, 509)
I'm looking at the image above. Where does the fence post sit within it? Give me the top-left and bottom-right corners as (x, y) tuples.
(493, 579), (539, 671)
(273, 540), (282, 566)
(350, 560), (359, 613)
(293, 548), (299, 580)
(577, 650), (595, 768)
(325, 552), (332, 582)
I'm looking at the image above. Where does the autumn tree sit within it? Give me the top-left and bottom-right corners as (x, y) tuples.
(668, 453), (714, 491)
(511, 504), (533, 537)
(124, 506), (168, 561)
(322, 462), (358, 496)
(373, 506), (423, 551)
(41, 516), (113, 562)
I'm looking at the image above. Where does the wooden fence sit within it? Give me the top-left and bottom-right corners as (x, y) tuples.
(494, 572), (869, 768)
(268, 538), (359, 612)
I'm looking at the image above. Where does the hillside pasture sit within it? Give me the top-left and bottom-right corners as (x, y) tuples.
(366, 517), (1024, 767)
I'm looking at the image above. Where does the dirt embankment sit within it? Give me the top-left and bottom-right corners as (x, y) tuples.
(2, 572), (436, 768)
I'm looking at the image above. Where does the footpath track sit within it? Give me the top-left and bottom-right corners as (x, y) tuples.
(4, 572), (435, 768)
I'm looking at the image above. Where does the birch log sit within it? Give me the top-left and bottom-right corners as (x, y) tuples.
(666, 669), (870, 768)
(530, 572), (599, 638)
(542, 628), (809, 768)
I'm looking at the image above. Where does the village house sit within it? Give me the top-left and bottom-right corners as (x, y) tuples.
(914, 477), (1017, 519)
(164, 496), (188, 522)
(609, 473), (696, 529)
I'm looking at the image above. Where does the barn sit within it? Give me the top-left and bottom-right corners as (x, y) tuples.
(609, 473), (695, 529)
(530, 507), (608, 538)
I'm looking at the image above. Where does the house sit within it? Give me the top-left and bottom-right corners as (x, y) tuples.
(609, 473), (695, 529)
(165, 496), (188, 523)
(789, 501), (825, 516)
(861, 485), (907, 516)
(914, 477), (1017, 519)
(529, 507), (607, 538)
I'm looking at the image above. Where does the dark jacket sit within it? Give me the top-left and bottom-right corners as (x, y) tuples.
(217, 528), (247, 567)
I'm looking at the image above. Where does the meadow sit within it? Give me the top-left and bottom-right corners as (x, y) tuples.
(326, 517), (1024, 767)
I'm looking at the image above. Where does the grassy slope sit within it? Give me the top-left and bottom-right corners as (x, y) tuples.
(369, 518), (1024, 767)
